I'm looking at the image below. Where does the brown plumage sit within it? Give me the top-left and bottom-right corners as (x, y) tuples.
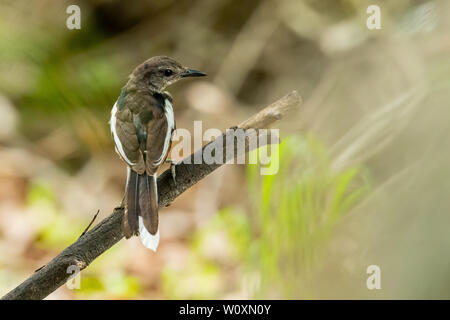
(110, 56), (206, 250)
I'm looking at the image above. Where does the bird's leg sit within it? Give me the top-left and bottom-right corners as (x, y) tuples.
(165, 158), (178, 185)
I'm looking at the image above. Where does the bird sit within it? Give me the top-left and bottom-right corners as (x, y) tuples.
(110, 56), (206, 251)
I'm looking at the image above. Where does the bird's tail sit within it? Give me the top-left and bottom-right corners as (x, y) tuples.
(123, 168), (159, 251)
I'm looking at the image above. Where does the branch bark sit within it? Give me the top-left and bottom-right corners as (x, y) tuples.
(1, 91), (301, 300)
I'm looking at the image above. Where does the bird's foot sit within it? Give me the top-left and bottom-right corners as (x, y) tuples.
(165, 158), (179, 185)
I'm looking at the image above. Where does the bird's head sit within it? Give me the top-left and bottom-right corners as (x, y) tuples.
(129, 56), (206, 92)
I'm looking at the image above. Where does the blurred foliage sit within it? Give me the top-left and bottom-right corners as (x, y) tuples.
(162, 136), (369, 299)
(77, 272), (140, 299)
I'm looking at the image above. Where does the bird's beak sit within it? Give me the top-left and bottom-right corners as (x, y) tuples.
(181, 69), (207, 77)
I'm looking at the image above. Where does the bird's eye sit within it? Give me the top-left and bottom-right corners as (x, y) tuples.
(164, 69), (173, 77)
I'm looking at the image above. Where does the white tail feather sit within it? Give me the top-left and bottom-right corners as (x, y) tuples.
(138, 216), (159, 252)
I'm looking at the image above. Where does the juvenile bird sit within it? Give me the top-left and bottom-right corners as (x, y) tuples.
(110, 56), (206, 251)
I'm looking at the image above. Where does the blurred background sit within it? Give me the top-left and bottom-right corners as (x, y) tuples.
(0, 0), (449, 299)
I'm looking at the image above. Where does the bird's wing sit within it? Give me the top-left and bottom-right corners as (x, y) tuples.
(110, 101), (145, 173)
(141, 93), (174, 174)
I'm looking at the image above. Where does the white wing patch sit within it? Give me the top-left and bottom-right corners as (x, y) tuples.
(153, 98), (174, 166)
(139, 216), (160, 252)
(110, 101), (135, 166)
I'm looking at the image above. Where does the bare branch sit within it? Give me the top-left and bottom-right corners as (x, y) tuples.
(1, 91), (302, 300)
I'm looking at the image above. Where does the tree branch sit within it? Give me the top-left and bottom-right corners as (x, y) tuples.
(1, 91), (302, 300)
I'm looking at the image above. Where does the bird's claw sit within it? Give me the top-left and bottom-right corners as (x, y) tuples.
(165, 159), (178, 185)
